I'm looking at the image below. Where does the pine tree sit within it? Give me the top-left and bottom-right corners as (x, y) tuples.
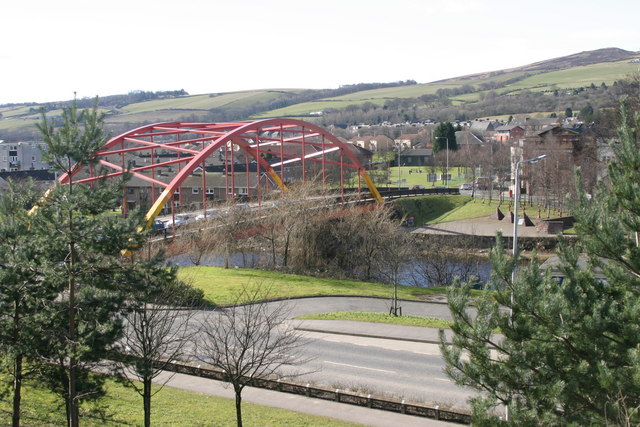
(0, 180), (56, 427)
(432, 121), (458, 153)
(440, 103), (640, 425)
(32, 98), (167, 426)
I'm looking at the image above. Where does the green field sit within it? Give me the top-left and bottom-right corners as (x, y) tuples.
(253, 98), (387, 118)
(178, 266), (448, 306)
(121, 91), (290, 114)
(0, 373), (360, 426)
(0, 117), (39, 131)
(502, 60), (637, 92)
(254, 60), (637, 118)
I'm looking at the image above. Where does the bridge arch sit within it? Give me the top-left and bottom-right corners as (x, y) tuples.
(61, 119), (383, 230)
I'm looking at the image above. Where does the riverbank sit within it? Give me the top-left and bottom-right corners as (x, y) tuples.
(411, 215), (576, 252)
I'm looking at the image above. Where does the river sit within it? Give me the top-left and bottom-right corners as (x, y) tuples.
(167, 252), (494, 288)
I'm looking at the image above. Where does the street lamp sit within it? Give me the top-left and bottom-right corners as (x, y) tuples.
(511, 153), (547, 309)
(397, 143), (402, 188)
(506, 153), (545, 423)
(435, 137), (449, 186)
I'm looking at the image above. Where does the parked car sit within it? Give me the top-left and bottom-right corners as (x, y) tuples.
(460, 183), (473, 190)
(195, 209), (218, 221)
(411, 185), (426, 190)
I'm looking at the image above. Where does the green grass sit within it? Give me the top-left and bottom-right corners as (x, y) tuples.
(393, 195), (474, 225)
(297, 311), (452, 329)
(0, 105), (35, 118)
(105, 109), (209, 124)
(363, 166), (471, 190)
(502, 60), (637, 92)
(0, 374), (361, 426)
(394, 195), (566, 226)
(178, 266), (448, 306)
(253, 99), (387, 118)
(426, 198), (503, 223)
(0, 117), (38, 131)
(121, 90), (299, 115)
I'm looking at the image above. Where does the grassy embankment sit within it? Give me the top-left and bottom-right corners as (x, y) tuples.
(0, 373), (360, 426)
(297, 311), (452, 329)
(394, 194), (565, 226)
(178, 266), (449, 306)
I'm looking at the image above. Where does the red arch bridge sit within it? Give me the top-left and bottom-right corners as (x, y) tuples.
(58, 119), (383, 231)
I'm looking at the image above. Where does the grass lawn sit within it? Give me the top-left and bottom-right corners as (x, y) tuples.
(178, 266), (448, 306)
(394, 195), (565, 226)
(0, 374), (361, 426)
(297, 311), (452, 329)
(385, 166), (470, 189)
(393, 195), (475, 225)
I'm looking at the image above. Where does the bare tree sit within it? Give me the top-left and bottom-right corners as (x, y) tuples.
(117, 283), (200, 427)
(341, 203), (399, 281)
(197, 201), (256, 269)
(169, 222), (218, 266)
(195, 284), (310, 427)
(377, 229), (413, 316)
(259, 181), (331, 269)
(409, 235), (486, 287)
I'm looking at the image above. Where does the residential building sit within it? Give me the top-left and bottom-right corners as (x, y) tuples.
(0, 141), (49, 171)
(350, 135), (394, 152)
(495, 124), (525, 143)
(398, 148), (432, 167)
(0, 170), (56, 192)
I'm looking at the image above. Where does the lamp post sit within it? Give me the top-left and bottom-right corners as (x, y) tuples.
(506, 153), (546, 422)
(397, 142), (401, 188)
(511, 153), (547, 308)
(435, 137), (449, 186)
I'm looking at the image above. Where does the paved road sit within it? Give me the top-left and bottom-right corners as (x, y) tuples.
(272, 297), (477, 411)
(181, 297), (477, 424)
(293, 331), (475, 409)
(147, 296), (478, 425)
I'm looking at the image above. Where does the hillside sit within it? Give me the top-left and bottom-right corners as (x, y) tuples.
(437, 47), (639, 81)
(1, 48), (638, 141)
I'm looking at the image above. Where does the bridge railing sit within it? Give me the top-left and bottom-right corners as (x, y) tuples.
(350, 187), (460, 200)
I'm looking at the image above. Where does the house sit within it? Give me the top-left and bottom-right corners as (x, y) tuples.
(394, 130), (427, 149)
(121, 171), (274, 213)
(495, 124), (525, 143)
(398, 148), (432, 167)
(510, 117), (561, 135)
(455, 130), (485, 148)
(535, 125), (581, 147)
(0, 170), (57, 193)
(469, 120), (499, 140)
(350, 135), (394, 152)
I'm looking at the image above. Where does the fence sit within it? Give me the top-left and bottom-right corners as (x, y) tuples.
(156, 360), (472, 424)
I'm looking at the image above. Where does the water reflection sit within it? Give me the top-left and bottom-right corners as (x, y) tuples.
(168, 252), (493, 288)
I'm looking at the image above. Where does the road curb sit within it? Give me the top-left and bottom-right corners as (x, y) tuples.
(293, 326), (451, 345)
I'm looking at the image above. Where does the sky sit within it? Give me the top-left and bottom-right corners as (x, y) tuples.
(2, 0), (639, 105)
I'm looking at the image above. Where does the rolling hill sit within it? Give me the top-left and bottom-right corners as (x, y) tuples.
(1, 48), (638, 141)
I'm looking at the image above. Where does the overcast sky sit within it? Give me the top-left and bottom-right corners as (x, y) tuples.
(2, 0), (639, 105)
